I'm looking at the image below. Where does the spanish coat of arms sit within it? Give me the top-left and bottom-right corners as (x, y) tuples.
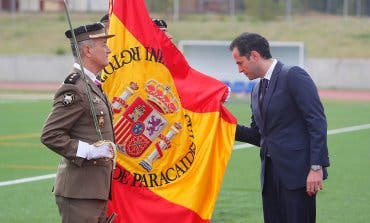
(111, 80), (182, 172)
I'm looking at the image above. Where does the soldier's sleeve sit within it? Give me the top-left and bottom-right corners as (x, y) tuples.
(40, 82), (86, 165)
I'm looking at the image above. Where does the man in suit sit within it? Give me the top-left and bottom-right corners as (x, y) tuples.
(41, 22), (116, 223)
(229, 32), (330, 223)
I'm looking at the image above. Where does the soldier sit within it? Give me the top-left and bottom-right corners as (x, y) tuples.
(100, 13), (110, 33)
(41, 22), (116, 223)
(152, 18), (173, 40)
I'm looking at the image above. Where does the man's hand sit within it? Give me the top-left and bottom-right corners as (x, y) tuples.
(223, 86), (231, 103)
(86, 142), (114, 160)
(306, 168), (323, 196)
(77, 140), (116, 160)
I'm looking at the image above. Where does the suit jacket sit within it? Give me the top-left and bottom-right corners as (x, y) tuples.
(236, 61), (330, 190)
(41, 68), (115, 200)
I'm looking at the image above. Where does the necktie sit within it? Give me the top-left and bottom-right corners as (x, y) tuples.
(94, 79), (103, 92)
(94, 79), (109, 105)
(259, 78), (269, 110)
(94, 78), (102, 86)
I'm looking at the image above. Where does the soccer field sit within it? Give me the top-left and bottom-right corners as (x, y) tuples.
(0, 98), (369, 222)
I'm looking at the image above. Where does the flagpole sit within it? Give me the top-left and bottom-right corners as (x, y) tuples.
(62, 0), (103, 141)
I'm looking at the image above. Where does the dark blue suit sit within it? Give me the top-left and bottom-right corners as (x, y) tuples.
(236, 61), (330, 223)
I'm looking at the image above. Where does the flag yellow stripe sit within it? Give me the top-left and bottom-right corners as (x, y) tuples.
(104, 13), (236, 219)
(103, 15), (179, 123)
(115, 110), (235, 218)
(151, 110), (235, 218)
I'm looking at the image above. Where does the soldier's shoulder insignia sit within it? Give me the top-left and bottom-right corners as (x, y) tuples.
(62, 92), (75, 106)
(64, 73), (81, 84)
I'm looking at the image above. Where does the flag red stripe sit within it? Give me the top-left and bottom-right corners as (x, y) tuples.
(116, 129), (130, 144)
(114, 124), (126, 136)
(108, 164), (209, 223)
(114, 120), (129, 134)
(113, 116), (125, 131)
(114, 119), (129, 134)
(115, 123), (131, 143)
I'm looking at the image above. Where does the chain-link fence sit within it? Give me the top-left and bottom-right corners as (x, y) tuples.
(145, 0), (370, 20)
(1, 0), (370, 19)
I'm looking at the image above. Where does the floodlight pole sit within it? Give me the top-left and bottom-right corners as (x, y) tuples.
(285, 0), (292, 21)
(229, 0), (235, 18)
(173, 0), (179, 20)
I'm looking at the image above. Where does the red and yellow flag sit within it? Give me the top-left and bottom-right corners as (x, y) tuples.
(102, 1), (236, 222)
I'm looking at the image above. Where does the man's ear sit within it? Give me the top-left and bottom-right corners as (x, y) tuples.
(250, 50), (261, 61)
(83, 44), (92, 58)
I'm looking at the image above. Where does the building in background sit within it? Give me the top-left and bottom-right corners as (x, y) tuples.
(0, 0), (19, 11)
(0, 0), (108, 12)
(1, 0), (370, 17)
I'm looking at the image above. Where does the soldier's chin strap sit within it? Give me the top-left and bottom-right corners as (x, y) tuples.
(63, 0), (102, 141)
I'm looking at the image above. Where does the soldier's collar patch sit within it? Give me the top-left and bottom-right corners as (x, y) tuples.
(64, 73), (81, 84)
(63, 93), (75, 106)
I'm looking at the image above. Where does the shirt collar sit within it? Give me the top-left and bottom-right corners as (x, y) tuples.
(73, 63), (101, 85)
(263, 59), (277, 81)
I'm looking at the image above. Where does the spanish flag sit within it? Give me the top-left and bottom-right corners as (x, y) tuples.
(102, 1), (236, 222)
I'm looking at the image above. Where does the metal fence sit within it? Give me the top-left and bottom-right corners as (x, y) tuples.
(1, 0), (370, 19)
(144, 0), (370, 20)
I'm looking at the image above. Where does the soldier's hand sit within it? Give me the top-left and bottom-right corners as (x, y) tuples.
(86, 142), (114, 160)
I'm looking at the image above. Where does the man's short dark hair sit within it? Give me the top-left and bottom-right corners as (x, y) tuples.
(229, 32), (272, 59)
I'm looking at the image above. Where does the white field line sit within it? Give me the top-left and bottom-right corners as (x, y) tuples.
(234, 123), (370, 151)
(0, 173), (56, 187)
(1, 124), (370, 187)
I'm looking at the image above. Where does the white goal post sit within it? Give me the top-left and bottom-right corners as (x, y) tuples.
(178, 40), (305, 93)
